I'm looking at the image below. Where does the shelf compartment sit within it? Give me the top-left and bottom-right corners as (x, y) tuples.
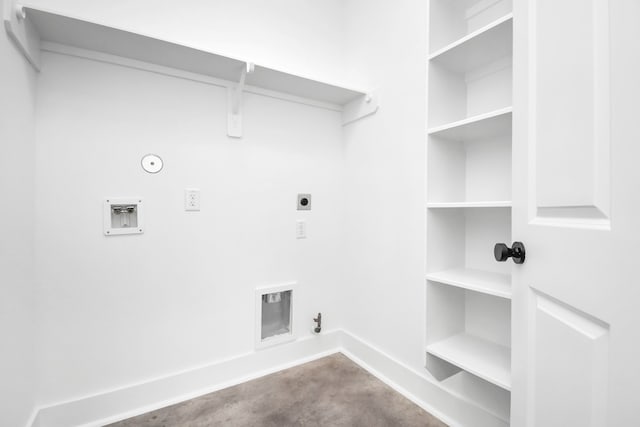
(427, 333), (511, 390)
(427, 201), (511, 209)
(15, 6), (370, 106)
(427, 107), (512, 141)
(426, 268), (511, 299)
(440, 371), (510, 423)
(429, 0), (513, 54)
(426, 281), (511, 391)
(429, 15), (513, 74)
(427, 133), (511, 207)
(427, 208), (511, 275)
(428, 55), (512, 129)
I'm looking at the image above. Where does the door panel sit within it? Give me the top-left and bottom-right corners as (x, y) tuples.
(532, 290), (609, 427)
(533, 0), (610, 224)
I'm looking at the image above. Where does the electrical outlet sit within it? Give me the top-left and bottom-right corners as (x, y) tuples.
(185, 188), (201, 211)
(296, 220), (307, 239)
(297, 194), (311, 211)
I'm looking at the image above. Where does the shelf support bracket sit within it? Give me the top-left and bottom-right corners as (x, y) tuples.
(3, 1), (41, 71)
(227, 61), (254, 138)
(342, 91), (379, 126)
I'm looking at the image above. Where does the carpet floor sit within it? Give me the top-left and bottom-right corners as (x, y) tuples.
(106, 353), (448, 427)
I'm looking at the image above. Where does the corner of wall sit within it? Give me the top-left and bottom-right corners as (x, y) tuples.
(0, 0), (38, 423)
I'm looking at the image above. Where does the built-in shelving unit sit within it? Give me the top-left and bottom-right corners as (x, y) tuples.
(426, 0), (513, 423)
(4, 1), (378, 132)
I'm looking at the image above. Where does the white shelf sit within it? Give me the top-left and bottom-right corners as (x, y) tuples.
(426, 268), (511, 299)
(427, 201), (511, 209)
(429, 14), (513, 74)
(12, 6), (372, 107)
(428, 107), (512, 141)
(426, 333), (511, 391)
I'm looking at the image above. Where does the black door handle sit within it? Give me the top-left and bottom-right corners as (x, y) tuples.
(494, 242), (526, 264)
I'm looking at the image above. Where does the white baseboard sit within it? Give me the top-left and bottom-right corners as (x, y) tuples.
(26, 407), (41, 427)
(35, 331), (341, 427)
(31, 330), (506, 427)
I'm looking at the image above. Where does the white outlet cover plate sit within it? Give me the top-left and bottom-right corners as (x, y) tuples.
(185, 188), (201, 211)
(296, 220), (307, 239)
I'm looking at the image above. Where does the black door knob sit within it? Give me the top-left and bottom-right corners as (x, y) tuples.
(494, 242), (526, 264)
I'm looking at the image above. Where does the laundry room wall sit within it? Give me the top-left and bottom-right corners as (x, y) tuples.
(30, 0), (349, 407)
(342, 0), (429, 373)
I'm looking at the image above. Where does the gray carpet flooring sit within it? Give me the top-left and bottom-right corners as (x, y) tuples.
(107, 353), (448, 427)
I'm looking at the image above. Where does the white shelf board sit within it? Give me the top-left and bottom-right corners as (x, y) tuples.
(18, 6), (369, 106)
(426, 268), (512, 299)
(429, 14), (513, 74)
(428, 107), (512, 141)
(427, 201), (512, 209)
(426, 333), (511, 391)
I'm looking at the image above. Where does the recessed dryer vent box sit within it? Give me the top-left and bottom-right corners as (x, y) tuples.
(255, 283), (296, 349)
(104, 198), (144, 236)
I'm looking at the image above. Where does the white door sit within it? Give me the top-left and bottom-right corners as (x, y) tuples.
(511, 0), (640, 426)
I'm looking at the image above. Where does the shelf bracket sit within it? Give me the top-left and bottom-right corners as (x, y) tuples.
(227, 61), (255, 138)
(3, 1), (41, 71)
(342, 91), (379, 126)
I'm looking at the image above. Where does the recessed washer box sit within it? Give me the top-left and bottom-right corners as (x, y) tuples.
(104, 198), (144, 236)
(255, 283), (296, 349)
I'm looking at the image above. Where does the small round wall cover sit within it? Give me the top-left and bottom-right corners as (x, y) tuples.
(141, 154), (163, 174)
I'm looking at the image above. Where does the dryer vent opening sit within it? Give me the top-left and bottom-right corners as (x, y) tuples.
(261, 290), (292, 340)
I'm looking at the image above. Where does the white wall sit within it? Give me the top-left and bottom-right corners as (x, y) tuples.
(23, 0), (348, 85)
(0, 0), (38, 424)
(34, 48), (346, 404)
(341, 0), (428, 372)
(29, 0), (349, 407)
